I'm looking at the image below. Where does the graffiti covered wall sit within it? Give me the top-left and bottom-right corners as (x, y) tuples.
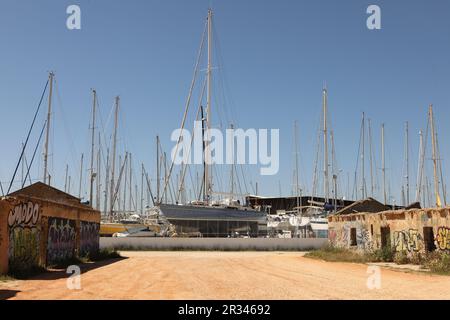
(47, 218), (76, 265)
(0, 200), (11, 274)
(8, 202), (41, 270)
(80, 221), (100, 257)
(329, 207), (450, 255)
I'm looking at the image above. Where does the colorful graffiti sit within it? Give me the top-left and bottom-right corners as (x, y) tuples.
(357, 228), (373, 250)
(80, 221), (100, 257)
(393, 229), (423, 252)
(47, 218), (76, 265)
(436, 227), (450, 251)
(8, 202), (41, 269)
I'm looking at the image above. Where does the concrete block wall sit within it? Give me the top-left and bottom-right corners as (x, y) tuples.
(328, 207), (450, 254)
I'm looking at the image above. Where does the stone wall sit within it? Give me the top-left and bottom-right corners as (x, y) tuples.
(328, 207), (450, 254)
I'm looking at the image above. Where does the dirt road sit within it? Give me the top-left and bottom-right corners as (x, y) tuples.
(1, 251), (450, 300)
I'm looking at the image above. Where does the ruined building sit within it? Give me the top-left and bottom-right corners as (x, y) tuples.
(0, 182), (100, 275)
(329, 205), (450, 254)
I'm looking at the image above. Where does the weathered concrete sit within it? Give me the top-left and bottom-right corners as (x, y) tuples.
(0, 182), (100, 275)
(100, 237), (327, 251)
(329, 207), (450, 255)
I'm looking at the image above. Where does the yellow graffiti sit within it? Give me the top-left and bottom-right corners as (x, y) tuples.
(436, 227), (450, 251)
(393, 229), (423, 252)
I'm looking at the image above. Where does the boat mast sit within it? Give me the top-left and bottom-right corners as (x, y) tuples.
(104, 148), (110, 216)
(294, 121), (300, 214)
(156, 135), (160, 204)
(64, 164), (69, 193)
(415, 129), (425, 203)
(89, 89), (97, 206)
(129, 153), (133, 212)
(368, 119), (375, 197)
(96, 142), (101, 210)
(141, 163), (144, 215)
(110, 96), (119, 218)
(78, 153), (84, 199)
(361, 113), (366, 200)
(205, 8), (213, 203)
(43, 72), (54, 185)
(381, 124), (387, 205)
(405, 121), (410, 205)
(322, 88), (329, 202)
(429, 105), (441, 208)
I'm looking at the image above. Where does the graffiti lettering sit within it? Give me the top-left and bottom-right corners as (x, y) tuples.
(357, 229), (373, 250)
(393, 229), (423, 252)
(8, 202), (41, 270)
(436, 227), (450, 251)
(47, 218), (76, 265)
(8, 201), (40, 228)
(80, 222), (100, 257)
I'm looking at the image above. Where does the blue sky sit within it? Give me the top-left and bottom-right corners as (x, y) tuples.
(1, 0), (450, 207)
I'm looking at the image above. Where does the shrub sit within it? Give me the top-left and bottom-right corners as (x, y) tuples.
(369, 246), (395, 263)
(424, 252), (450, 275)
(305, 245), (369, 263)
(394, 251), (410, 265)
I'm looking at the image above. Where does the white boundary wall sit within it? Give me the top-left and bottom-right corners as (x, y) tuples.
(100, 237), (327, 251)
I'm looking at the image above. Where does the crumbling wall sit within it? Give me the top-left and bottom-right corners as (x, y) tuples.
(0, 195), (100, 275)
(0, 200), (12, 274)
(329, 207), (450, 255)
(7, 200), (42, 271)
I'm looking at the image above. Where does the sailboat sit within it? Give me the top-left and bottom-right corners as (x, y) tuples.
(157, 9), (267, 238)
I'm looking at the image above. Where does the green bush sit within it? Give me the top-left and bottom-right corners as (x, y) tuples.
(393, 251), (410, 265)
(305, 245), (370, 263)
(424, 252), (450, 275)
(369, 246), (395, 263)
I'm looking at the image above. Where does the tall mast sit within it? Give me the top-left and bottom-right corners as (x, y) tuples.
(156, 135), (160, 204)
(78, 153), (84, 199)
(429, 105), (441, 208)
(89, 89), (97, 206)
(110, 96), (119, 217)
(368, 119), (374, 197)
(361, 113), (366, 199)
(415, 129), (424, 203)
(322, 88), (329, 201)
(123, 153), (128, 213)
(330, 130), (337, 209)
(129, 153), (133, 211)
(96, 137), (101, 210)
(141, 163), (144, 215)
(204, 8), (213, 203)
(405, 121), (410, 205)
(230, 124), (235, 197)
(104, 148), (110, 217)
(381, 124), (387, 205)
(294, 121), (300, 214)
(64, 164), (69, 193)
(43, 72), (54, 184)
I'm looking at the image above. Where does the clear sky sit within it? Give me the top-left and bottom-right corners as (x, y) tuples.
(1, 0), (450, 207)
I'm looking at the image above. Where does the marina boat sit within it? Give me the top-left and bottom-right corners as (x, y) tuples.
(155, 9), (268, 237)
(100, 214), (148, 237)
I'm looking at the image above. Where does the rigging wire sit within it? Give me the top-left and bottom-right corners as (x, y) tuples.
(161, 17), (208, 203)
(22, 120), (48, 189)
(7, 79), (49, 194)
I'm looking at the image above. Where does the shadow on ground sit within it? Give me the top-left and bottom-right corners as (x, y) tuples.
(23, 257), (128, 282)
(0, 290), (21, 300)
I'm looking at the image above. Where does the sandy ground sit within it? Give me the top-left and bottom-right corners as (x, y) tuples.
(1, 251), (450, 300)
